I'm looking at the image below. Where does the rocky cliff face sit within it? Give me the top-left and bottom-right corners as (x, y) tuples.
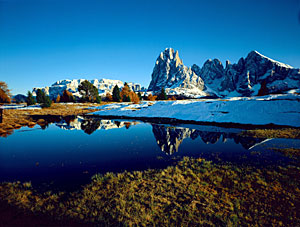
(148, 48), (207, 97)
(149, 48), (300, 97)
(32, 79), (143, 99)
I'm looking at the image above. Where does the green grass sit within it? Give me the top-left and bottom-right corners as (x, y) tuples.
(1, 157), (299, 226)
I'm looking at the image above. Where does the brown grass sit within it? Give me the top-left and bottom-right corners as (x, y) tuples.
(240, 128), (300, 139)
(0, 103), (111, 137)
(0, 157), (299, 226)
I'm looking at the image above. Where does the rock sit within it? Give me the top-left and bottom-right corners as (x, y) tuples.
(224, 51), (300, 96)
(149, 48), (299, 98)
(148, 48), (206, 98)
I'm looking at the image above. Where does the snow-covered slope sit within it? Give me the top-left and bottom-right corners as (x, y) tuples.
(90, 94), (300, 127)
(32, 79), (143, 99)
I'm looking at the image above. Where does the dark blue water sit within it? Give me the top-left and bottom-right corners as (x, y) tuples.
(0, 117), (299, 191)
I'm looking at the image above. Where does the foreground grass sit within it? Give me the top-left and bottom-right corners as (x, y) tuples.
(240, 128), (300, 139)
(271, 148), (300, 159)
(0, 103), (108, 137)
(0, 157), (299, 226)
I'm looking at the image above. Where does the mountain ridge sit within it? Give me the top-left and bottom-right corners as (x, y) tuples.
(148, 48), (300, 97)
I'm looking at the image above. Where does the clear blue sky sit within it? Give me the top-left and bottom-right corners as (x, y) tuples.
(1, 0), (300, 95)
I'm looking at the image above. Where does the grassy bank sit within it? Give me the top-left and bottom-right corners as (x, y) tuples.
(240, 128), (300, 139)
(1, 157), (299, 226)
(0, 103), (107, 137)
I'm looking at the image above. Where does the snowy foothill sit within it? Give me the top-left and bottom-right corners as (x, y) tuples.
(89, 94), (300, 127)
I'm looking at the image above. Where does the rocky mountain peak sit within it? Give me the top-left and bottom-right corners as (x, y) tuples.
(150, 47), (299, 98)
(148, 48), (206, 97)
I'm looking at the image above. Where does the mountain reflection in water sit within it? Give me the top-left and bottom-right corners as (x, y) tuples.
(53, 116), (267, 155)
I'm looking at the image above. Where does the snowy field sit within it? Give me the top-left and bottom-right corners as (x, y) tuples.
(0, 104), (41, 110)
(90, 94), (300, 127)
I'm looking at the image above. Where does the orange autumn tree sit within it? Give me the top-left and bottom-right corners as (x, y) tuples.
(56, 94), (61, 103)
(147, 94), (157, 101)
(106, 92), (113, 101)
(0, 81), (12, 104)
(60, 90), (75, 103)
(120, 83), (140, 104)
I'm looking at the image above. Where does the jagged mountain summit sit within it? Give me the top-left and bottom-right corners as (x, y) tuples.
(148, 48), (207, 97)
(32, 79), (143, 99)
(149, 48), (300, 97)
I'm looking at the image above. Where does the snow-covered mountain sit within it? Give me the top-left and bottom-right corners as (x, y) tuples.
(32, 79), (144, 99)
(149, 48), (300, 97)
(148, 48), (208, 98)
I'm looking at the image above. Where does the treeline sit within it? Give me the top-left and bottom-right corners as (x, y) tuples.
(105, 83), (140, 103)
(106, 85), (176, 102)
(26, 80), (102, 108)
(1, 80), (177, 108)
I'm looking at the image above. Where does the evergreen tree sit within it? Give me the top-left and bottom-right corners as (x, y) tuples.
(35, 89), (51, 107)
(122, 95), (130, 102)
(26, 91), (36, 106)
(42, 95), (52, 108)
(137, 92), (142, 100)
(78, 80), (99, 102)
(112, 85), (121, 102)
(36, 89), (45, 103)
(157, 87), (167, 100)
(95, 96), (101, 104)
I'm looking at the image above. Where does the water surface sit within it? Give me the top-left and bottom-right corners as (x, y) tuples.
(0, 116), (299, 191)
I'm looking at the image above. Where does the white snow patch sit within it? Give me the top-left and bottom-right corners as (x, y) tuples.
(89, 95), (300, 127)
